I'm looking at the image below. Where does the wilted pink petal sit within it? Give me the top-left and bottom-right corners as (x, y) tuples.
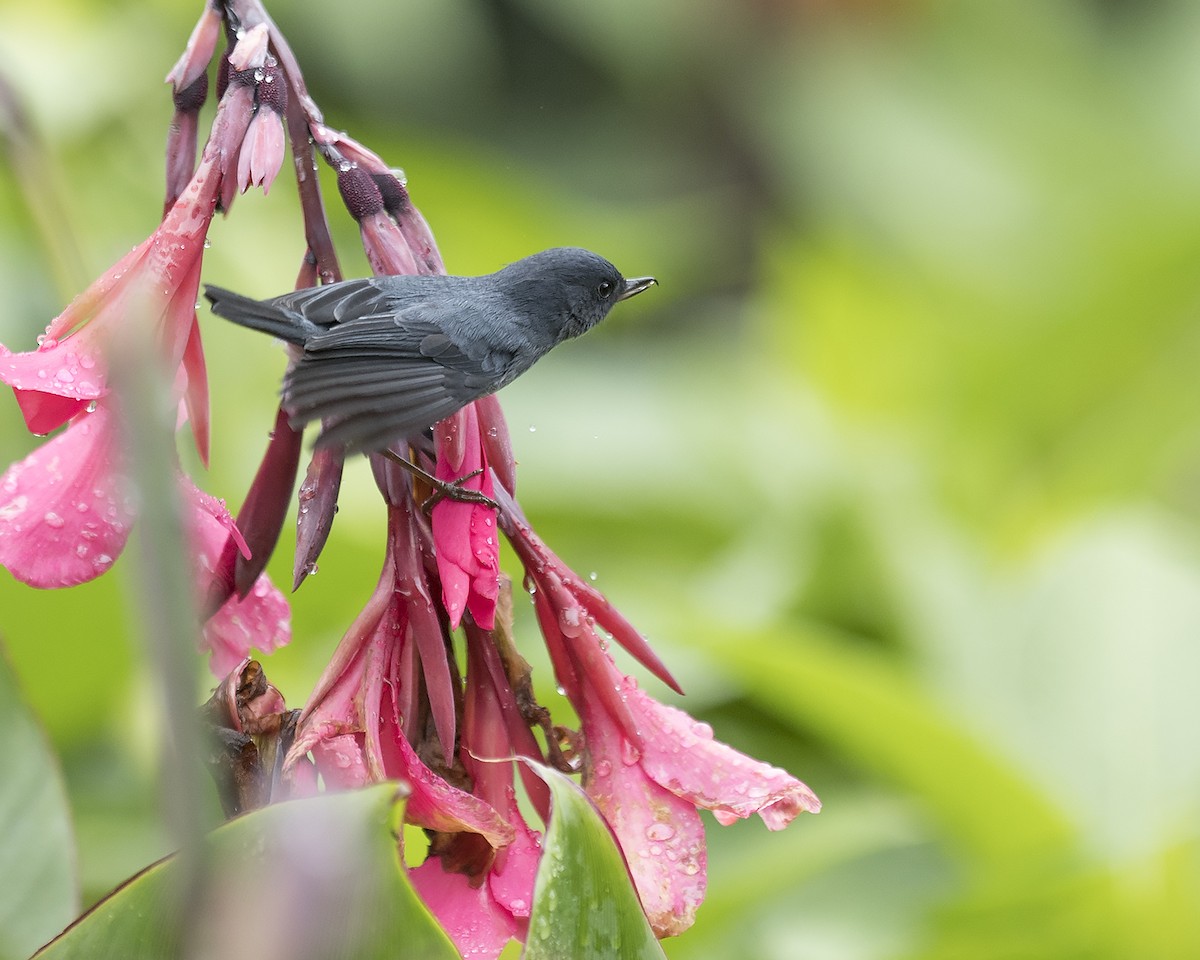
(164, 3), (222, 92)
(432, 404), (500, 631)
(360, 210), (420, 275)
(0, 404), (132, 588)
(237, 106), (286, 196)
(226, 23), (270, 71)
(582, 697), (707, 937)
(410, 861), (519, 960)
(180, 475), (290, 676)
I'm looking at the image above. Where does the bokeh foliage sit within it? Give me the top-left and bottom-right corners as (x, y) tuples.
(2, 0), (1200, 957)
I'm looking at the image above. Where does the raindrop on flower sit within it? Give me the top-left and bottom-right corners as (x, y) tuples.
(646, 822), (675, 842)
(43, 511), (65, 528)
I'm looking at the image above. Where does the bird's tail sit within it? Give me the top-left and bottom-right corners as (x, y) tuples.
(204, 285), (316, 345)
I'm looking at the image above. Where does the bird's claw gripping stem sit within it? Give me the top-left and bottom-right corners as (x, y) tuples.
(381, 450), (500, 513)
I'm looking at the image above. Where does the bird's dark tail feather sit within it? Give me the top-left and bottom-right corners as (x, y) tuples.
(204, 285), (314, 345)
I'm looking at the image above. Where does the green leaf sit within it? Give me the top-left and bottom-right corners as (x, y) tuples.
(522, 762), (666, 960)
(34, 784), (459, 960)
(0, 639), (77, 960)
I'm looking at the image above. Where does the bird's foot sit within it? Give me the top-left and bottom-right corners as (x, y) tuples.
(381, 450), (500, 513)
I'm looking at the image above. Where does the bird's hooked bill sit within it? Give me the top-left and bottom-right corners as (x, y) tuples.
(618, 276), (658, 301)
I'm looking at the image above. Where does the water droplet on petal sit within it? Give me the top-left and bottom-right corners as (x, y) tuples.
(646, 822), (675, 842)
(43, 511), (65, 528)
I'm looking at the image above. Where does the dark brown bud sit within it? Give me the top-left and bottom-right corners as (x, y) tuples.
(256, 64), (288, 114)
(337, 165), (384, 222)
(172, 70), (209, 113)
(370, 172), (409, 219)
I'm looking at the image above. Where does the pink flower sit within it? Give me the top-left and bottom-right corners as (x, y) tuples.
(431, 403), (501, 631)
(286, 499), (513, 848)
(522, 530), (820, 937)
(409, 609), (545, 960)
(0, 28), (290, 676)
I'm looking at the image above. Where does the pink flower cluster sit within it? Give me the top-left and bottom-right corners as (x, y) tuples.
(1, 3), (821, 956)
(0, 22), (290, 672)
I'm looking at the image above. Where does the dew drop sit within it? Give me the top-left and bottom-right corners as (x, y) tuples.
(43, 511), (65, 528)
(646, 822), (675, 842)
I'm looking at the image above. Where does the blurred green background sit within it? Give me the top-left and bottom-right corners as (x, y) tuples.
(4, 0), (1200, 957)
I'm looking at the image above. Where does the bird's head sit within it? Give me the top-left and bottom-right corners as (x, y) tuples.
(501, 247), (657, 340)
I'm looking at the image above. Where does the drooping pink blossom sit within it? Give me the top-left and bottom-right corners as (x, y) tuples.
(431, 403), (500, 632)
(529, 554), (820, 937)
(285, 515), (512, 848)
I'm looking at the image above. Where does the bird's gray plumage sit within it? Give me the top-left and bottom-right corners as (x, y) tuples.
(204, 247), (655, 451)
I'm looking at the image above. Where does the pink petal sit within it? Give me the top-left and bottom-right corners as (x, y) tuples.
(622, 675), (822, 827)
(202, 572), (292, 678)
(0, 341), (106, 434)
(0, 404), (132, 587)
(410, 860), (519, 960)
(179, 476), (290, 676)
(180, 316), (211, 466)
(164, 3), (222, 91)
(432, 404), (500, 631)
(583, 698), (707, 937)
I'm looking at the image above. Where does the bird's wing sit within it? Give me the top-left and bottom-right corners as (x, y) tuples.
(282, 301), (514, 451)
(267, 278), (399, 329)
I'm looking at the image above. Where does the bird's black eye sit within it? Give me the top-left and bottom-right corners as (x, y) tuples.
(596, 280), (614, 299)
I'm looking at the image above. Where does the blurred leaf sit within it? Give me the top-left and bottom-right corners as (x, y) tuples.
(34, 785), (458, 960)
(703, 625), (1076, 868)
(522, 761), (666, 960)
(0, 639), (77, 960)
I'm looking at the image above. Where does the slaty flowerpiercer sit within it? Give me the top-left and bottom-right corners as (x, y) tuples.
(204, 247), (656, 452)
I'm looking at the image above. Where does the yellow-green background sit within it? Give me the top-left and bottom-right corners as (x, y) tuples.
(3, 0), (1200, 957)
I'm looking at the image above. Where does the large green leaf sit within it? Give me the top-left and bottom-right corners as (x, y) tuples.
(522, 762), (666, 960)
(0, 640), (77, 960)
(34, 785), (459, 960)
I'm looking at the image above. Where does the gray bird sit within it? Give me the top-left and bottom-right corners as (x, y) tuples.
(204, 247), (656, 452)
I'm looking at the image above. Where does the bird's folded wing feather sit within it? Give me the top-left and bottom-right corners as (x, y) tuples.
(282, 302), (512, 450)
(267, 278), (397, 328)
